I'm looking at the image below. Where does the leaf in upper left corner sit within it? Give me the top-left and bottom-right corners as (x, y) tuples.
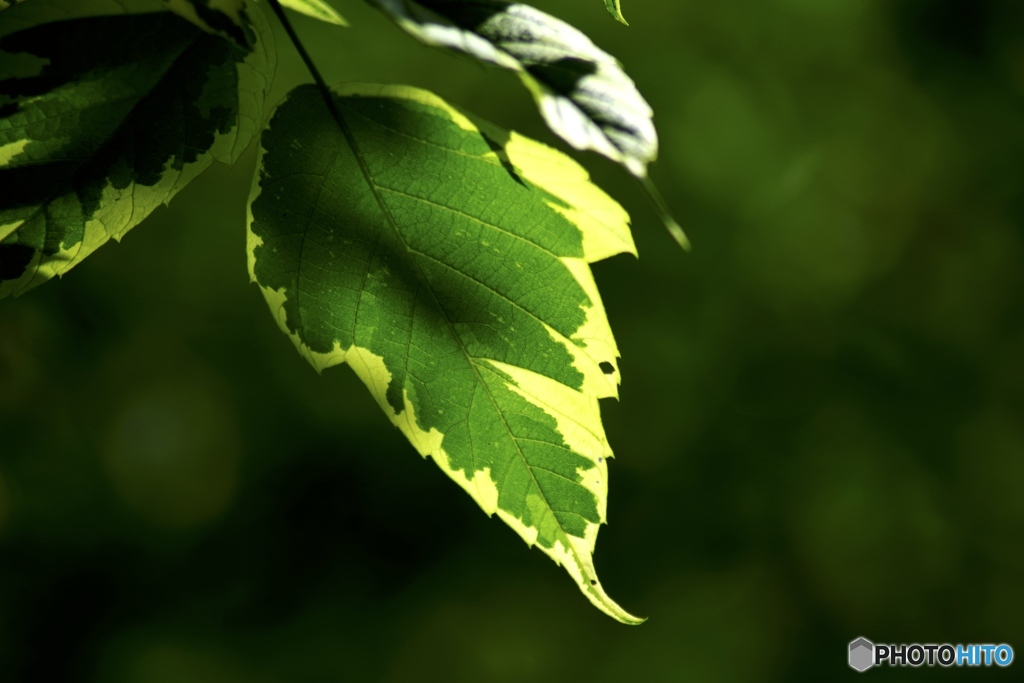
(0, 0), (276, 297)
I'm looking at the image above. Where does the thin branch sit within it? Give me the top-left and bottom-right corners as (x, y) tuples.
(266, 0), (346, 129)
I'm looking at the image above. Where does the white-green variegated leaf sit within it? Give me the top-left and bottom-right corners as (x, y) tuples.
(604, 0), (627, 25)
(0, 0), (275, 297)
(248, 83), (642, 623)
(280, 0), (347, 26)
(370, 0), (656, 177)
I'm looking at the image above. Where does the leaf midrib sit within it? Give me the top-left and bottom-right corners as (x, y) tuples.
(343, 107), (620, 381)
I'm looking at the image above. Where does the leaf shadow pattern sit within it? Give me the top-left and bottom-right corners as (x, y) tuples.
(0, 9), (266, 293)
(247, 86), (647, 623)
(251, 85), (596, 415)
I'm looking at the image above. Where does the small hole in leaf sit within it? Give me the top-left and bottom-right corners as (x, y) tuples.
(590, 580), (598, 585)
(599, 362), (615, 375)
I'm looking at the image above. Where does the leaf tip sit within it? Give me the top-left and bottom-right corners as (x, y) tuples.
(280, 0), (348, 27)
(604, 0), (629, 25)
(322, 13), (349, 27)
(586, 582), (646, 624)
(578, 556), (645, 624)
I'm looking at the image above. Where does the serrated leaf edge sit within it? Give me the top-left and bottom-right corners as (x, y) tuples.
(247, 82), (643, 623)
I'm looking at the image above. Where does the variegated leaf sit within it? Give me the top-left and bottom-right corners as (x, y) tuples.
(370, 0), (657, 177)
(247, 83), (642, 623)
(0, 0), (275, 297)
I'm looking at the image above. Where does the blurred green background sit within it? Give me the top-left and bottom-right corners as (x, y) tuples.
(2, 0), (1024, 680)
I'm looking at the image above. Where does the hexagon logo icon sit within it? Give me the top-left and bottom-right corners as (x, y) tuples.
(849, 637), (875, 672)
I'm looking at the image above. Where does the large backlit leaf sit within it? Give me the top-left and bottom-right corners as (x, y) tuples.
(247, 83), (641, 623)
(0, 0), (275, 297)
(370, 0), (657, 177)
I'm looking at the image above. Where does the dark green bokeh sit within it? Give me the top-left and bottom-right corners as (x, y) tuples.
(2, 0), (1023, 680)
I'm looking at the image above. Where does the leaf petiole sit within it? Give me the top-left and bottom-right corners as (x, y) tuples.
(265, 0), (344, 128)
(638, 175), (690, 251)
